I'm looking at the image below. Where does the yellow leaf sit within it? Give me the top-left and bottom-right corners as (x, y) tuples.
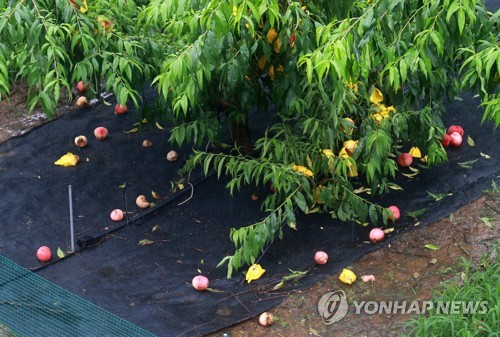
(347, 162), (358, 177)
(151, 191), (160, 199)
(126, 127), (138, 134)
(322, 149), (334, 158)
(371, 113), (383, 122)
(409, 146), (422, 158)
(155, 121), (164, 130)
(338, 148), (349, 159)
(370, 87), (384, 104)
(246, 264), (266, 283)
(54, 153), (79, 167)
(480, 152), (491, 159)
(346, 82), (358, 92)
(292, 164), (314, 177)
(388, 183), (403, 191)
(353, 186), (371, 194)
(420, 155), (428, 163)
(306, 154), (313, 170)
(339, 268), (357, 284)
(342, 139), (359, 155)
(266, 28), (278, 43)
(80, 0), (88, 13)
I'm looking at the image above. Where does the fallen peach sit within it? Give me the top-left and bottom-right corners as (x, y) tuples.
(387, 205), (401, 221)
(76, 81), (88, 93)
(314, 251), (328, 265)
(142, 140), (153, 147)
(36, 246), (52, 262)
(441, 133), (451, 148)
(94, 127), (108, 140)
(447, 125), (464, 136)
(76, 96), (88, 109)
(110, 209), (124, 221)
(397, 153), (413, 167)
(74, 135), (88, 148)
(449, 131), (462, 147)
(166, 150), (178, 161)
(361, 274), (376, 283)
(115, 104), (127, 115)
(258, 312), (274, 327)
(369, 228), (385, 243)
(136, 195), (150, 209)
(192, 275), (209, 291)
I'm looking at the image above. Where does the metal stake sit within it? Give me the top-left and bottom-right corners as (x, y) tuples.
(69, 185), (75, 253)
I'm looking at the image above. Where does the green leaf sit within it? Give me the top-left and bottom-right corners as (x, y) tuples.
(424, 243), (440, 251)
(407, 208), (427, 220)
(57, 247), (65, 259)
(368, 204), (378, 225)
(458, 159), (478, 169)
(457, 9), (465, 35)
(467, 135), (475, 146)
(479, 217), (495, 228)
(294, 191), (308, 213)
(426, 191), (452, 201)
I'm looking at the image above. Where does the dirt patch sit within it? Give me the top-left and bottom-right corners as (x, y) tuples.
(0, 82), (74, 142)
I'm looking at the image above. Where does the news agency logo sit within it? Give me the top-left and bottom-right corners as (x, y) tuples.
(318, 291), (488, 325)
(317, 290), (349, 324)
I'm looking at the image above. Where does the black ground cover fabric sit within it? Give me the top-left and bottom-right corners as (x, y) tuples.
(0, 87), (498, 336)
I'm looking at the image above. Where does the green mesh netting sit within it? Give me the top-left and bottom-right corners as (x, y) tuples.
(0, 256), (156, 337)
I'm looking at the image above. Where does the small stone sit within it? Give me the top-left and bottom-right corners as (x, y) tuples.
(413, 272), (420, 279)
(429, 258), (438, 265)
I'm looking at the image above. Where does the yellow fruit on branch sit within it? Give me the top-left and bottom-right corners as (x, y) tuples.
(274, 37), (281, 53)
(258, 55), (266, 70)
(266, 28), (278, 43)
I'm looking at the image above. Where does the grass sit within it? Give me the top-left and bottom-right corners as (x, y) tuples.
(401, 242), (499, 337)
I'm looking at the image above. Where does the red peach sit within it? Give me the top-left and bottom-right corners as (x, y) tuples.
(94, 127), (108, 140)
(76, 81), (88, 93)
(369, 228), (385, 243)
(314, 251), (328, 265)
(441, 133), (451, 148)
(447, 125), (464, 136)
(397, 153), (413, 167)
(36, 246), (52, 262)
(449, 132), (462, 147)
(387, 205), (401, 221)
(110, 209), (124, 221)
(115, 104), (128, 115)
(192, 275), (209, 291)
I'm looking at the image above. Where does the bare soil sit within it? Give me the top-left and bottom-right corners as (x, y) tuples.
(1, 88), (499, 337)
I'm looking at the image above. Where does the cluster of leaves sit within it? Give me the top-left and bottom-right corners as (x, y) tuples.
(0, 0), (164, 114)
(0, 0), (498, 277)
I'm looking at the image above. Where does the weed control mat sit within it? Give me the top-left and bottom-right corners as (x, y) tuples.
(0, 88), (498, 336)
